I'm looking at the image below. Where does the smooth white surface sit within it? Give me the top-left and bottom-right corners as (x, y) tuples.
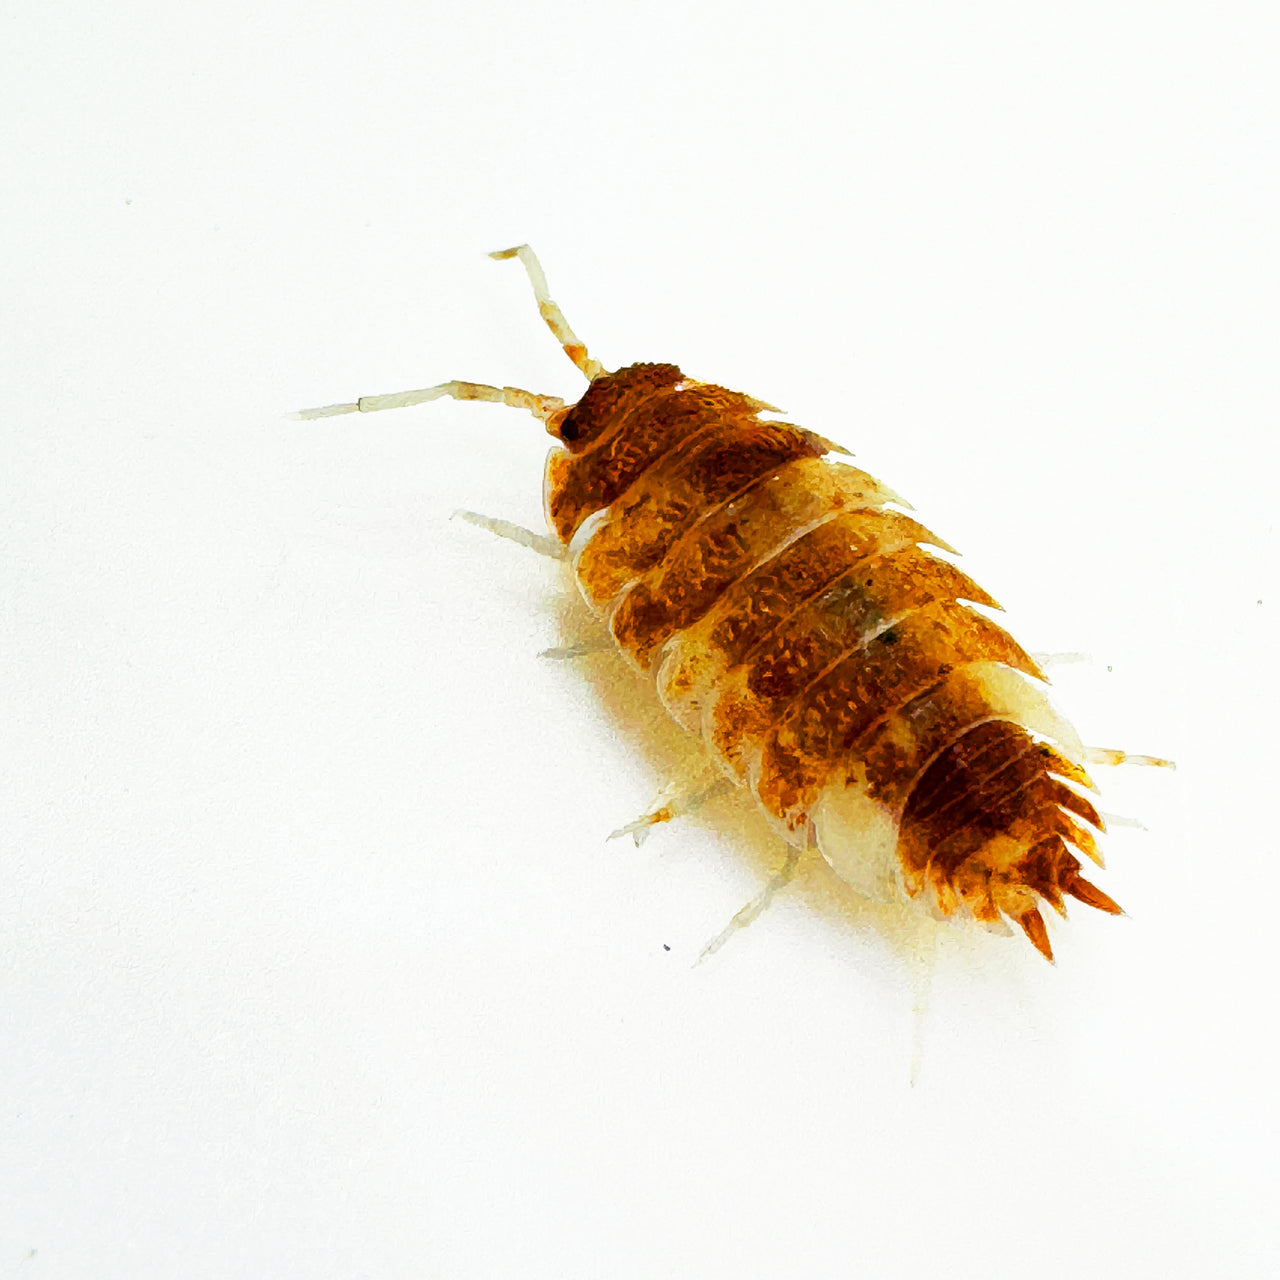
(3, 3), (1276, 1276)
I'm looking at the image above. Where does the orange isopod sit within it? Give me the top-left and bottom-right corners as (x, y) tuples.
(297, 246), (1168, 962)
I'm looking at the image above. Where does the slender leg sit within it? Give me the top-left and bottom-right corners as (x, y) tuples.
(292, 379), (565, 423)
(1097, 810), (1147, 831)
(697, 846), (803, 963)
(1077, 747), (1173, 845)
(607, 773), (733, 846)
(1084, 746), (1176, 770)
(490, 245), (605, 381)
(1031, 651), (1090, 668)
(539, 637), (614, 660)
(450, 509), (564, 559)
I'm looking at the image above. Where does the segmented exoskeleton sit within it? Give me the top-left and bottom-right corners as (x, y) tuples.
(299, 246), (1161, 962)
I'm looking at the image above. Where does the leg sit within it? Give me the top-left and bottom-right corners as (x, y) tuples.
(1081, 748), (1173, 834)
(450, 509), (564, 559)
(697, 846), (803, 963)
(292, 379), (565, 423)
(1031, 651), (1090, 668)
(607, 773), (733, 846)
(1097, 810), (1147, 831)
(1084, 746), (1176, 769)
(539, 637), (614, 660)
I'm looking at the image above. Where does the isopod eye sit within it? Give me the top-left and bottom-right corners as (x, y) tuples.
(549, 362), (685, 451)
(545, 405), (573, 441)
(548, 399), (592, 445)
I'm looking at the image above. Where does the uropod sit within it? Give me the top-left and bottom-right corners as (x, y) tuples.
(297, 247), (1170, 962)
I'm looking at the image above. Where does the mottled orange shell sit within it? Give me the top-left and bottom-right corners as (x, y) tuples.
(545, 362), (1118, 961)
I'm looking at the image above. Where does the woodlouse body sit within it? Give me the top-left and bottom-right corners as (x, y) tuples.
(545, 363), (1115, 960)
(300, 247), (1130, 962)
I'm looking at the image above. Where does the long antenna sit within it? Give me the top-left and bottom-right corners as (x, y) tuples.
(490, 244), (604, 381)
(291, 245), (603, 422)
(291, 380), (564, 422)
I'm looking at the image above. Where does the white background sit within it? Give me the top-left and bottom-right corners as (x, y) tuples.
(3, 2), (1277, 1276)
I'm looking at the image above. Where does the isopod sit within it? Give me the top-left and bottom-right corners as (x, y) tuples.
(298, 246), (1169, 962)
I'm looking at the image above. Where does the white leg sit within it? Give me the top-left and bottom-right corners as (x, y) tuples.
(697, 846), (803, 963)
(1098, 810), (1147, 831)
(608, 773), (733, 847)
(450, 509), (564, 559)
(1084, 746), (1176, 770)
(539, 637), (614, 660)
(1031, 651), (1091, 668)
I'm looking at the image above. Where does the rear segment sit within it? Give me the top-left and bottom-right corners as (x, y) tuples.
(895, 720), (1119, 958)
(546, 362), (1117, 958)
